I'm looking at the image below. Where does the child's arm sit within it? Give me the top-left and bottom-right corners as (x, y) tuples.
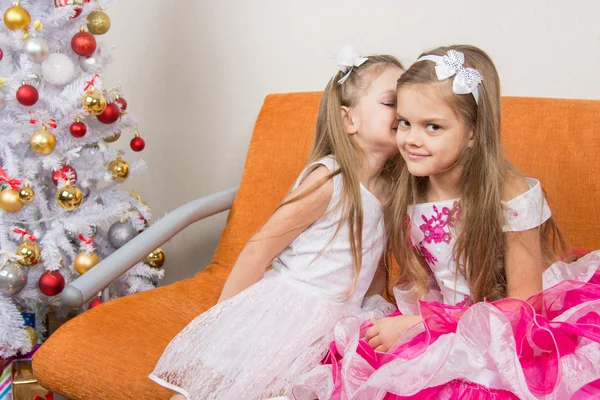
(217, 166), (334, 303)
(504, 228), (543, 299)
(503, 177), (544, 300)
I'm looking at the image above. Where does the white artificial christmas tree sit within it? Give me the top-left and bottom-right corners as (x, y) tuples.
(0, 0), (163, 358)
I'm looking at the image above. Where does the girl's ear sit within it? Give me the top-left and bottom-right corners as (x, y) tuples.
(467, 129), (475, 148)
(341, 106), (359, 135)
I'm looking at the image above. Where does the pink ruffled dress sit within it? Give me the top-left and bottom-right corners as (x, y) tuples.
(292, 179), (600, 400)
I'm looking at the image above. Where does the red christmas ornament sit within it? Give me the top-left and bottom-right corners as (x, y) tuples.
(115, 96), (127, 111)
(0, 49), (3, 61)
(89, 296), (102, 309)
(38, 271), (65, 296)
(52, 165), (77, 186)
(16, 84), (39, 106)
(70, 119), (87, 137)
(71, 30), (96, 57)
(96, 103), (120, 124)
(130, 135), (145, 152)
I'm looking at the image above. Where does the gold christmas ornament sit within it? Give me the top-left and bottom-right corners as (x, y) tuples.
(107, 155), (129, 181)
(24, 326), (38, 347)
(30, 126), (57, 155)
(3, 3), (30, 31)
(0, 188), (23, 212)
(56, 183), (83, 210)
(86, 10), (110, 35)
(145, 248), (165, 268)
(74, 251), (100, 274)
(18, 184), (34, 204)
(81, 89), (107, 115)
(16, 240), (41, 266)
(103, 130), (121, 143)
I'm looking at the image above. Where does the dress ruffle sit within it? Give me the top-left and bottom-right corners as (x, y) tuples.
(291, 251), (600, 400)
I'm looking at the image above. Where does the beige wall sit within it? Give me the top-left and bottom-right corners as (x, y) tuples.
(102, 0), (600, 285)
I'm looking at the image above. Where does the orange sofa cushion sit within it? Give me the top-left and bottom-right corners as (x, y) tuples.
(501, 97), (599, 250)
(33, 94), (600, 399)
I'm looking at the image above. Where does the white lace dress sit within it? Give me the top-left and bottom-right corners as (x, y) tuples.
(149, 156), (387, 399)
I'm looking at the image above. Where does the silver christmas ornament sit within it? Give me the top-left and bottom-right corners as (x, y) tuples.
(0, 261), (28, 296)
(65, 230), (78, 245)
(107, 220), (138, 248)
(24, 37), (50, 63)
(79, 55), (98, 73)
(0, 92), (6, 111)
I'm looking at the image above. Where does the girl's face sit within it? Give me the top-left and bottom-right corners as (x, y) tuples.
(344, 66), (404, 160)
(395, 84), (473, 179)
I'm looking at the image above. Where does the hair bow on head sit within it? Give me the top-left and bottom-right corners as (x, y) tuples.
(334, 45), (368, 84)
(417, 49), (483, 104)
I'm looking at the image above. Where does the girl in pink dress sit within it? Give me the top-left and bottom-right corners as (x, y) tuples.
(292, 45), (600, 400)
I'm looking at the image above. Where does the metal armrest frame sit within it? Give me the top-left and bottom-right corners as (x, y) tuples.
(60, 187), (238, 308)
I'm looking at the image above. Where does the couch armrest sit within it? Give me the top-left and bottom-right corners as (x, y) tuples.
(60, 187), (238, 308)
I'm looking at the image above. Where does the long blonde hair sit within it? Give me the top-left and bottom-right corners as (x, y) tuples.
(386, 45), (565, 302)
(278, 55), (404, 293)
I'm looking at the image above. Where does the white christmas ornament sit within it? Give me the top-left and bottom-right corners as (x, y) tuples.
(24, 37), (50, 63)
(79, 55), (98, 73)
(42, 53), (75, 85)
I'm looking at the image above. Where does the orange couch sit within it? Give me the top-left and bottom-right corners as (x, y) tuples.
(32, 93), (600, 399)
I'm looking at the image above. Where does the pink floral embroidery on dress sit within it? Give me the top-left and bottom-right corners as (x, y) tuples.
(419, 243), (438, 264)
(419, 203), (459, 245)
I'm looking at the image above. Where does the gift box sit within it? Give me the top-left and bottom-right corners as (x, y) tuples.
(11, 360), (53, 400)
(21, 313), (35, 329)
(1, 359), (12, 400)
(45, 305), (78, 337)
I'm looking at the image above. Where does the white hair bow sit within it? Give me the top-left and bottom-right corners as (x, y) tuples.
(334, 45), (368, 84)
(417, 49), (483, 104)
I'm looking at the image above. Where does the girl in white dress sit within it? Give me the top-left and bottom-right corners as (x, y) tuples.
(149, 48), (404, 399)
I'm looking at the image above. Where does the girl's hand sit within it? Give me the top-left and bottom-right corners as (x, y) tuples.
(364, 315), (423, 352)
